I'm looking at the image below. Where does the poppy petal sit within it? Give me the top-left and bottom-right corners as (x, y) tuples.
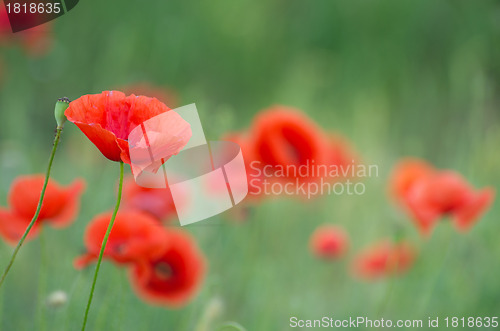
(48, 179), (86, 228)
(0, 208), (39, 245)
(8, 175), (65, 219)
(72, 122), (126, 162)
(73, 252), (98, 270)
(351, 240), (416, 280)
(79, 211), (169, 266)
(453, 188), (495, 231)
(65, 91), (189, 164)
(128, 230), (206, 307)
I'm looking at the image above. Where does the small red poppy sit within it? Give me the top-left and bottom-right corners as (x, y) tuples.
(405, 171), (495, 234)
(65, 91), (191, 164)
(0, 175), (85, 245)
(74, 210), (168, 269)
(390, 159), (495, 235)
(351, 240), (416, 280)
(389, 158), (435, 203)
(128, 229), (206, 308)
(309, 224), (349, 259)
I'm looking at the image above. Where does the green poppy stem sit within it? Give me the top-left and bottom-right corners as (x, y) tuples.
(0, 126), (64, 288)
(81, 161), (124, 331)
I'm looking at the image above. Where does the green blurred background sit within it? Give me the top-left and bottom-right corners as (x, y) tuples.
(1, 0), (499, 330)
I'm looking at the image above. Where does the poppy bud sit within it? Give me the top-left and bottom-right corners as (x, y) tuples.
(54, 97), (71, 128)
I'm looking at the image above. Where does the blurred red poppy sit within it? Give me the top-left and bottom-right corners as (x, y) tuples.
(248, 106), (330, 184)
(223, 108), (356, 200)
(351, 240), (416, 280)
(0, 175), (85, 245)
(128, 229), (206, 308)
(389, 158), (435, 203)
(309, 224), (349, 259)
(405, 171), (495, 235)
(390, 159), (495, 235)
(74, 210), (168, 269)
(0, 6), (53, 56)
(121, 176), (179, 222)
(65, 91), (191, 164)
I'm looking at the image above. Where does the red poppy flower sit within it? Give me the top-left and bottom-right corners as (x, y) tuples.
(309, 224), (349, 259)
(351, 240), (416, 280)
(65, 91), (191, 164)
(389, 158), (435, 203)
(390, 159), (495, 235)
(128, 229), (206, 308)
(121, 176), (179, 222)
(248, 106), (330, 184)
(405, 171), (495, 235)
(0, 175), (85, 245)
(74, 210), (168, 269)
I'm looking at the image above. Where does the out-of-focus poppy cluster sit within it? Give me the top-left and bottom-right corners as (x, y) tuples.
(221, 105), (494, 281)
(307, 156), (495, 280)
(0, 89), (495, 309)
(74, 210), (205, 307)
(389, 159), (495, 236)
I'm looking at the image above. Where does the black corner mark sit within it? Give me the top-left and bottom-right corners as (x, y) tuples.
(63, 0), (79, 11)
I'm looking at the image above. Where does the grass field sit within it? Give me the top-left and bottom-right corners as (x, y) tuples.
(1, 0), (499, 330)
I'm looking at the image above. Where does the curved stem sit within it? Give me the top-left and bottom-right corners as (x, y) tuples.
(0, 127), (63, 288)
(81, 161), (124, 331)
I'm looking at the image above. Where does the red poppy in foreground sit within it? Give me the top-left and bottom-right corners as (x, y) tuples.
(309, 224), (349, 259)
(65, 91), (191, 164)
(74, 210), (168, 269)
(128, 229), (206, 308)
(351, 240), (416, 280)
(0, 175), (85, 245)
(389, 158), (495, 235)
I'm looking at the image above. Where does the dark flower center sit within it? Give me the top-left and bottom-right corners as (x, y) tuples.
(155, 262), (173, 280)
